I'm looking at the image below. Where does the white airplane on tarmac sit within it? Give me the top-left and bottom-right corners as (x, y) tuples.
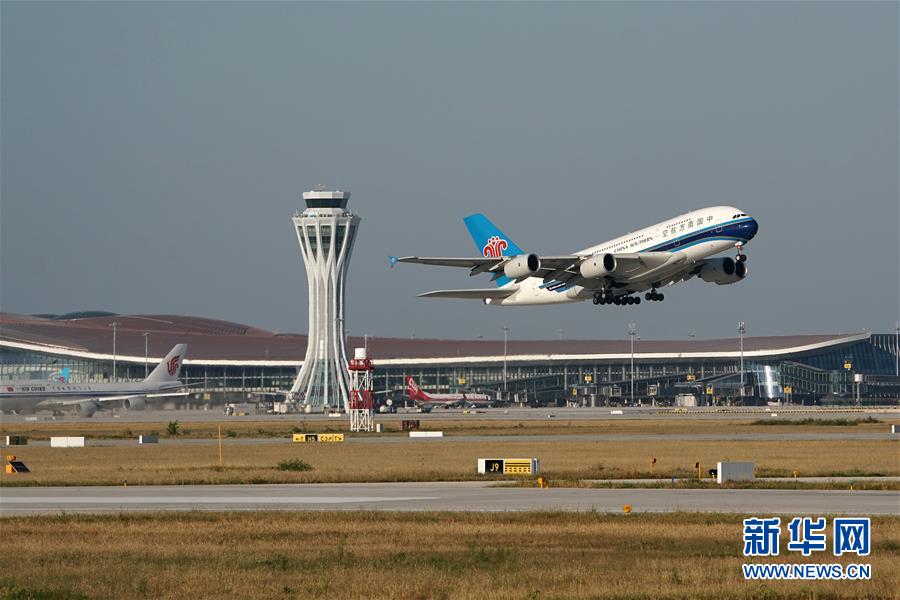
(394, 206), (758, 306)
(0, 344), (188, 416)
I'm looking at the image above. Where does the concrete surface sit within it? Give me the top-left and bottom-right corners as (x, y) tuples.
(1, 482), (897, 516)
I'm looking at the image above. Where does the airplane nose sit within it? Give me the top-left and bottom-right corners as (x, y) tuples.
(744, 218), (759, 241)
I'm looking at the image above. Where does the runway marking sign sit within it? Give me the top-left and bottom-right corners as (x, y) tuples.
(292, 433), (344, 443)
(477, 458), (540, 475)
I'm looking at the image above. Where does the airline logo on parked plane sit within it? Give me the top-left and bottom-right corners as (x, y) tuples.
(407, 377), (423, 398)
(167, 356), (180, 376)
(482, 236), (508, 257)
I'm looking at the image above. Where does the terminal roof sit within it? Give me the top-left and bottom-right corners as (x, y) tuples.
(0, 312), (869, 366)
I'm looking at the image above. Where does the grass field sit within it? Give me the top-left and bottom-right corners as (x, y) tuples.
(1, 416), (896, 440)
(2, 438), (897, 487)
(1, 511), (897, 599)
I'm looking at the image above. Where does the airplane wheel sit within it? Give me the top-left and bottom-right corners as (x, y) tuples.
(635, 297), (641, 305)
(737, 254), (747, 263)
(592, 296), (600, 305)
(658, 293), (664, 301)
(645, 293), (652, 301)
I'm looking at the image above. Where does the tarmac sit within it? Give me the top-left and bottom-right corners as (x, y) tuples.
(1, 482), (897, 516)
(7, 431), (896, 448)
(3, 406), (897, 425)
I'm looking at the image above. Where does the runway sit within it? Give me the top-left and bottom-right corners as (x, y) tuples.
(2, 482), (897, 516)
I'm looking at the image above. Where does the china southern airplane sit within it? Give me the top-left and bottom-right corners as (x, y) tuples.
(0, 344), (188, 416)
(395, 206), (758, 306)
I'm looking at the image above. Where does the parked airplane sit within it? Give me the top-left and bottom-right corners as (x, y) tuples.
(406, 376), (493, 408)
(0, 344), (188, 416)
(395, 206), (758, 306)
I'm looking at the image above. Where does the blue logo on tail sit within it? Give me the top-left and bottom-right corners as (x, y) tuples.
(463, 214), (523, 287)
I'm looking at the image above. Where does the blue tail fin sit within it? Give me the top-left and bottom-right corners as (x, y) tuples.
(55, 368), (71, 384)
(463, 214), (524, 287)
(463, 214), (524, 257)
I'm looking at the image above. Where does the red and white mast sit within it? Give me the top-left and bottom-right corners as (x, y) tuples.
(348, 347), (374, 432)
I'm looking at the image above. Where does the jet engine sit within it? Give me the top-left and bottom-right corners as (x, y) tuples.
(579, 253), (617, 279)
(698, 257), (748, 285)
(76, 401), (100, 417)
(503, 254), (541, 279)
(124, 397), (146, 410)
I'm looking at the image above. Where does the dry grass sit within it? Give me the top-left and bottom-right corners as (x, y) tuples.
(2, 438), (897, 487)
(0, 511), (897, 599)
(2, 416), (896, 440)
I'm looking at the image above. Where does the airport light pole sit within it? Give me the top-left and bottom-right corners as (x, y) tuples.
(738, 321), (746, 403)
(628, 322), (637, 406)
(895, 321), (899, 377)
(109, 322), (120, 382)
(502, 326), (509, 396)
(142, 332), (150, 377)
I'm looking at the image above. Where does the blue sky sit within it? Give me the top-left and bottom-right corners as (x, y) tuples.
(2, 2), (898, 340)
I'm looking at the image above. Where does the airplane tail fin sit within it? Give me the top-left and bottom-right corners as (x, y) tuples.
(52, 367), (71, 384)
(406, 376), (429, 401)
(463, 214), (524, 286)
(145, 344), (187, 383)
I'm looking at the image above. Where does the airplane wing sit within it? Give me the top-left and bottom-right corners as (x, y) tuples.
(49, 394), (146, 407)
(418, 288), (518, 299)
(396, 255), (592, 279)
(567, 252), (688, 291)
(48, 390), (190, 407)
(396, 257), (498, 268)
(398, 252), (682, 287)
(145, 391), (191, 398)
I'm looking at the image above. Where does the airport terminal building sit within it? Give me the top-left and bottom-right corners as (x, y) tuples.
(1, 312), (898, 408)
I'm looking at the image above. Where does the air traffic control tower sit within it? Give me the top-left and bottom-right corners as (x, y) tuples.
(289, 188), (359, 412)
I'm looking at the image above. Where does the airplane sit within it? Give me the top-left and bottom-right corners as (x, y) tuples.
(0, 344), (189, 416)
(394, 206), (758, 306)
(406, 376), (494, 409)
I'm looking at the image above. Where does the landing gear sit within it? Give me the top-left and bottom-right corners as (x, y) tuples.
(644, 289), (665, 302)
(735, 242), (747, 263)
(593, 291), (643, 306)
(593, 289), (613, 305)
(611, 295), (639, 305)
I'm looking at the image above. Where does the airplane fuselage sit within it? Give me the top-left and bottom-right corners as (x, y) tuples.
(0, 381), (182, 412)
